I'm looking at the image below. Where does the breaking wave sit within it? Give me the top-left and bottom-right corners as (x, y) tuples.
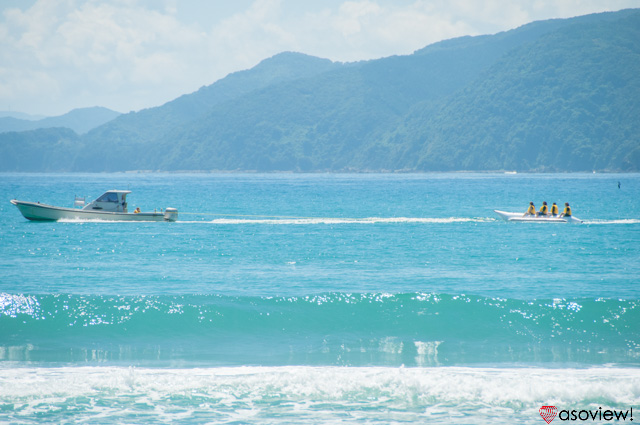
(0, 365), (637, 424)
(2, 293), (637, 366)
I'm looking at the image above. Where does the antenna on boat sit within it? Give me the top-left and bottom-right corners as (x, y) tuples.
(74, 195), (85, 208)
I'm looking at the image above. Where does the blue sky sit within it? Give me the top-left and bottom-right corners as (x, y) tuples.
(1, 0), (637, 116)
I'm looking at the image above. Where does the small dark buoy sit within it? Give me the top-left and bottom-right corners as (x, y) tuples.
(618, 181), (621, 189)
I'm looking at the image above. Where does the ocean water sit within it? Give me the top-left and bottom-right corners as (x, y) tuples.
(1, 172), (638, 424)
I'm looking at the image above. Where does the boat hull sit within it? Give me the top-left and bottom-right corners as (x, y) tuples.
(494, 210), (582, 223)
(10, 200), (177, 222)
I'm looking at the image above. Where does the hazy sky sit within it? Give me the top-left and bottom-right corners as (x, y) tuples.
(1, 0), (637, 116)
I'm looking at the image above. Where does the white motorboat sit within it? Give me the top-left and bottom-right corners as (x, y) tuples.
(11, 190), (178, 222)
(494, 210), (582, 223)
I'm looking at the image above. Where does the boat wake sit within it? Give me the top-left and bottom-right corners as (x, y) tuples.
(582, 219), (640, 225)
(177, 217), (496, 225)
(43, 217), (640, 225)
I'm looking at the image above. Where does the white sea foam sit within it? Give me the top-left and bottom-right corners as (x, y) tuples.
(414, 341), (442, 366)
(1, 366), (638, 424)
(583, 219), (640, 225)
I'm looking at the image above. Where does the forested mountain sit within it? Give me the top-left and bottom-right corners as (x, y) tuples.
(1, 9), (639, 172)
(382, 10), (640, 171)
(0, 107), (120, 135)
(84, 52), (340, 150)
(0, 128), (80, 172)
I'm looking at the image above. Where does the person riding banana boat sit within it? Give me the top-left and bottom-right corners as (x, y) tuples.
(537, 201), (549, 217)
(524, 202), (536, 217)
(560, 202), (572, 217)
(550, 202), (559, 217)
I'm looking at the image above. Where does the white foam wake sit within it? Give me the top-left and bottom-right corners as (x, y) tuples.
(178, 217), (495, 225)
(583, 219), (640, 225)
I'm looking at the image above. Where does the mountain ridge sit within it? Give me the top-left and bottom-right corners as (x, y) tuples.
(0, 107), (121, 135)
(1, 9), (639, 172)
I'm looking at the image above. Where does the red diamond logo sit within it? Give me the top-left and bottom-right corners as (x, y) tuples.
(539, 406), (558, 424)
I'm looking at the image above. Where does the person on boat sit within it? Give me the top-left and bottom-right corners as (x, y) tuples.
(524, 202), (536, 216)
(537, 201), (549, 217)
(560, 203), (572, 217)
(134, 207), (141, 214)
(550, 202), (559, 216)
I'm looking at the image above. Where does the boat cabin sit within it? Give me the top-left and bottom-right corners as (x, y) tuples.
(82, 190), (131, 213)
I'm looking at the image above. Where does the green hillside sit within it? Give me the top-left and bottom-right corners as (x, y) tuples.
(0, 128), (81, 171)
(1, 9), (639, 172)
(395, 11), (640, 172)
(85, 53), (340, 145)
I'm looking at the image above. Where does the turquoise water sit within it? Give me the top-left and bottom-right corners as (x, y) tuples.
(1, 173), (639, 423)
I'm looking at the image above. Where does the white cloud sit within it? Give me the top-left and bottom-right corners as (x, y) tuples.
(333, 1), (383, 36)
(309, 1), (475, 60)
(0, 0), (637, 116)
(0, 0), (209, 115)
(208, 0), (295, 72)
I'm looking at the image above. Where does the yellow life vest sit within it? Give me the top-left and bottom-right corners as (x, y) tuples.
(539, 204), (548, 214)
(563, 206), (572, 216)
(527, 205), (535, 214)
(550, 204), (558, 215)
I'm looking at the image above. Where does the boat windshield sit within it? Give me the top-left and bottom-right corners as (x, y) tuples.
(96, 192), (119, 202)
